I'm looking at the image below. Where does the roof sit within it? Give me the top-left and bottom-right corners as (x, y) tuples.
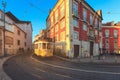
(5, 12), (31, 23)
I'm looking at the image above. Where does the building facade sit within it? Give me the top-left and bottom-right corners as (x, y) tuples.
(34, 29), (51, 42)
(0, 10), (32, 56)
(6, 12), (33, 50)
(102, 21), (120, 54)
(46, 0), (103, 58)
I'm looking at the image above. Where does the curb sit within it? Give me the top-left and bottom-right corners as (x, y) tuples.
(54, 55), (120, 65)
(0, 56), (12, 80)
(0, 53), (23, 80)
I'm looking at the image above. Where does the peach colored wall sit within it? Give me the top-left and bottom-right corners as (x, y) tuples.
(4, 25), (26, 55)
(0, 28), (3, 56)
(17, 23), (32, 50)
(13, 25), (26, 54)
(0, 10), (31, 56)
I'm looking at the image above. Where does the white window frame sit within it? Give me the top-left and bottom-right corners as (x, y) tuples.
(51, 16), (54, 26)
(74, 31), (79, 40)
(114, 30), (118, 38)
(83, 8), (87, 21)
(105, 40), (109, 49)
(90, 13), (93, 25)
(55, 10), (58, 23)
(114, 39), (117, 49)
(95, 19), (98, 28)
(83, 23), (87, 31)
(73, 18), (78, 27)
(73, 1), (78, 16)
(105, 30), (109, 37)
(60, 2), (65, 19)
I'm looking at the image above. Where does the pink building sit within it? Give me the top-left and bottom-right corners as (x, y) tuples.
(102, 21), (120, 54)
(0, 10), (32, 56)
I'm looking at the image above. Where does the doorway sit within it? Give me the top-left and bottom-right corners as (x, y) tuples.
(90, 41), (94, 56)
(74, 45), (79, 57)
(0, 40), (2, 55)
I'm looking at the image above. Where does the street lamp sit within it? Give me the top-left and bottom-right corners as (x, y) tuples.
(2, 0), (6, 56)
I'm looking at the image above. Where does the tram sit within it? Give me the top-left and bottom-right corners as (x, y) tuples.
(34, 41), (53, 57)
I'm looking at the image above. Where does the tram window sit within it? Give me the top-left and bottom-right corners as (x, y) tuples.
(47, 43), (52, 49)
(42, 43), (46, 49)
(39, 43), (41, 49)
(34, 44), (38, 49)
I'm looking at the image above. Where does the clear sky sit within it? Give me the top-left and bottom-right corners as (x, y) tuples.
(0, 0), (120, 41)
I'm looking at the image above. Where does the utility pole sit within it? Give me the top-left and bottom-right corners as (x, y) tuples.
(2, 0), (6, 56)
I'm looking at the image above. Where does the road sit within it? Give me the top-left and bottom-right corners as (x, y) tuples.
(3, 53), (120, 80)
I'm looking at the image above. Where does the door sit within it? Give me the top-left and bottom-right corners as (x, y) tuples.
(74, 45), (79, 57)
(0, 40), (2, 55)
(90, 41), (94, 56)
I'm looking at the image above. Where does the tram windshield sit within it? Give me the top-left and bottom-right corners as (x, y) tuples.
(47, 43), (52, 49)
(41, 42), (52, 50)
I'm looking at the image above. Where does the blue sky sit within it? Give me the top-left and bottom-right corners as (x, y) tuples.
(0, 0), (120, 41)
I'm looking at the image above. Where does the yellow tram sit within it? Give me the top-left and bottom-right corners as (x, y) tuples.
(34, 41), (53, 57)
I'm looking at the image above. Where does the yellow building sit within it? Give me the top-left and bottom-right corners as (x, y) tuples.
(46, 0), (102, 58)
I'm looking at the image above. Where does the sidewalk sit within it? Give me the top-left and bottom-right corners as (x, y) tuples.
(0, 56), (12, 80)
(55, 55), (120, 64)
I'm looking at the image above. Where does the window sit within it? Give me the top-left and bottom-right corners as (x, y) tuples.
(39, 43), (42, 49)
(114, 39), (118, 49)
(0, 40), (2, 49)
(0, 30), (2, 36)
(51, 28), (54, 35)
(74, 31), (79, 39)
(60, 31), (65, 41)
(95, 19), (98, 28)
(55, 24), (58, 32)
(24, 42), (26, 47)
(73, 1), (78, 16)
(83, 8), (87, 21)
(105, 30), (109, 37)
(73, 18), (78, 27)
(34, 44), (38, 49)
(25, 34), (26, 39)
(17, 30), (20, 35)
(5, 36), (13, 45)
(0, 14), (4, 20)
(51, 16), (54, 26)
(55, 10), (58, 23)
(60, 19), (65, 29)
(105, 40), (109, 49)
(47, 19), (50, 28)
(83, 23), (87, 31)
(114, 30), (118, 38)
(17, 40), (20, 46)
(55, 34), (58, 41)
(60, 2), (65, 19)
(47, 43), (52, 49)
(90, 14), (93, 25)
(42, 43), (46, 49)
